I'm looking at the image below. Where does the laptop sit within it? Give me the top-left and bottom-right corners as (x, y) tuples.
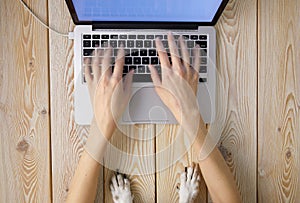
(65, 0), (229, 125)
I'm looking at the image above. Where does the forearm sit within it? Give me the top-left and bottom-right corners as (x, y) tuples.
(192, 123), (241, 203)
(66, 118), (113, 203)
(66, 150), (100, 203)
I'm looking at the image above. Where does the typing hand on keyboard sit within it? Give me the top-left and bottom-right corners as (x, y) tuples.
(149, 32), (204, 135)
(84, 47), (134, 139)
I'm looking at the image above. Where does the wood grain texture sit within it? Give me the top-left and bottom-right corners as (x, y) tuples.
(0, 0), (50, 202)
(258, 0), (300, 202)
(213, 0), (257, 202)
(48, 0), (103, 202)
(156, 125), (207, 203)
(104, 125), (156, 203)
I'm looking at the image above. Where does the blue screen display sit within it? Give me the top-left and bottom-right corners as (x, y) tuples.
(72, 0), (223, 22)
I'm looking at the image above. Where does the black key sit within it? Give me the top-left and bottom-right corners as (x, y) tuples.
(144, 40), (152, 48)
(123, 66), (129, 74)
(162, 40), (168, 48)
(132, 74), (153, 82)
(155, 35), (163, 39)
(138, 66), (145, 73)
(131, 49), (139, 56)
(127, 40), (134, 47)
(83, 34), (91, 39)
(113, 49), (119, 56)
(187, 41), (194, 48)
(142, 57), (149, 64)
(125, 57), (132, 64)
(83, 49), (94, 56)
(129, 65), (137, 71)
(146, 66), (150, 73)
(118, 40), (126, 47)
(200, 49), (207, 56)
(128, 35), (136, 39)
(146, 35), (154, 39)
(133, 57), (141, 64)
(196, 41), (207, 48)
(153, 40), (157, 48)
(136, 41), (143, 48)
(124, 49), (130, 56)
(174, 35), (180, 39)
(156, 66), (161, 74)
(92, 40), (100, 47)
(110, 40), (117, 48)
(199, 78), (207, 82)
(110, 35), (118, 39)
(120, 35), (127, 39)
(102, 34), (109, 39)
(201, 57), (207, 64)
(183, 35), (189, 40)
(140, 50), (147, 56)
(149, 49), (157, 56)
(137, 35), (145, 39)
(101, 40), (108, 47)
(93, 35), (100, 39)
(199, 66), (207, 73)
(191, 35), (198, 40)
(151, 57), (159, 64)
(199, 35), (207, 40)
(163, 35), (168, 39)
(83, 40), (91, 47)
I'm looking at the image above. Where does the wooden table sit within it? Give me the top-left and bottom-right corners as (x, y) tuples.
(0, 0), (299, 202)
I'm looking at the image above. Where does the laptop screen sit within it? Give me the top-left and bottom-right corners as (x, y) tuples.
(70, 0), (225, 24)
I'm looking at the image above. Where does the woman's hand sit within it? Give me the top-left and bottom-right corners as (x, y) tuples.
(149, 33), (203, 134)
(84, 47), (133, 139)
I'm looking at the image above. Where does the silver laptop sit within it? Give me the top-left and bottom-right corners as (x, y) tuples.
(66, 0), (229, 125)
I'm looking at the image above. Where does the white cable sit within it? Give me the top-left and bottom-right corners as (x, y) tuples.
(18, 0), (69, 37)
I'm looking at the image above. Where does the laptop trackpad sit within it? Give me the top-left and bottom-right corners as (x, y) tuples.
(122, 87), (176, 123)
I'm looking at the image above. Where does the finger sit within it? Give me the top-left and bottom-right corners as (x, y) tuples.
(192, 165), (199, 182)
(124, 178), (130, 191)
(167, 32), (181, 69)
(117, 174), (124, 188)
(113, 46), (125, 79)
(192, 45), (201, 72)
(92, 49), (102, 81)
(187, 167), (193, 182)
(179, 36), (191, 72)
(84, 58), (92, 84)
(149, 65), (162, 86)
(155, 38), (170, 68)
(102, 46), (112, 78)
(110, 183), (115, 192)
(180, 171), (187, 185)
(111, 175), (118, 187)
(124, 69), (134, 94)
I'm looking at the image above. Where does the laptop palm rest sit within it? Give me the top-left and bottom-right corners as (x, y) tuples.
(122, 87), (176, 123)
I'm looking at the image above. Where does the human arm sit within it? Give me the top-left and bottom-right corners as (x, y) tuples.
(66, 47), (133, 203)
(149, 33), (241, 203)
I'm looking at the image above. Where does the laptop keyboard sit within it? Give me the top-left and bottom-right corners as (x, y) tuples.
(82, 33), (208, 83)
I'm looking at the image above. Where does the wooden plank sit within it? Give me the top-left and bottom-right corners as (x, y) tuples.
(156, 125), (207, 203)
(212, 0), (257, 202)
(104, 125), (156, 202)
(258, 0), (300, 202)
(0, 0), (51, 202)
(48, 0), (104, 202)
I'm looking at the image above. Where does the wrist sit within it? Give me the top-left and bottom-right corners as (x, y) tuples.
(92, 117), (115, 140)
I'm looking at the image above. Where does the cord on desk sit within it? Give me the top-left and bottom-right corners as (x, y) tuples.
(18, 0), (69, 37)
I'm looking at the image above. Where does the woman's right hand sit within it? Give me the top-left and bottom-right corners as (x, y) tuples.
(149, 33), (204, 134)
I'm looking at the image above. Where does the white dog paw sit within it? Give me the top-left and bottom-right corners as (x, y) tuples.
(178, 165), (201, 203)
(110, 173), (133, 203)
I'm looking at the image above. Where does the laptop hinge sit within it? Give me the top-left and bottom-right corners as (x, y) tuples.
(92, 23), (199, 30)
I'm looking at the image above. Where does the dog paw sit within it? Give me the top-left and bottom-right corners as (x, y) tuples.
(178, 165), (201, 203)
(110, 174), (133, 203)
